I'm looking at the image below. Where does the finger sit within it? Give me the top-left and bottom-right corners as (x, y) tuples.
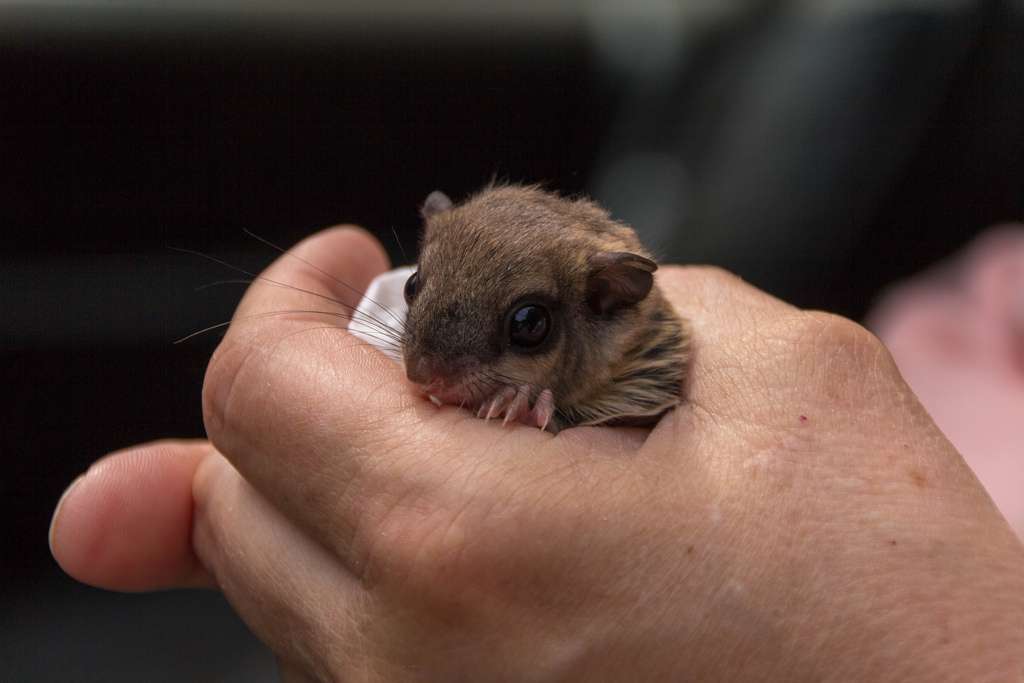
(656, 264), (798, 401)
(649, 265), (902, 454)
(203, 225), (422, 566)
(49, 440), (216, 591)
(206, 225), (399, 439)
(221, 225), (398, 365)
(656, 265), (796, 350)
(191, 452), (371, 682)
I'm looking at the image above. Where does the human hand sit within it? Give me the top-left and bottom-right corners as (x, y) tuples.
(51, 227), (1024, 681)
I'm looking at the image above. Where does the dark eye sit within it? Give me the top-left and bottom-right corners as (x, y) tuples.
(508, 304), (550, 349)
(403, 271), (419, 304)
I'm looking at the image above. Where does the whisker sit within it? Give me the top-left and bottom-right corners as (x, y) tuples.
(175, 308), (403, 345)
(173, 320), (234, 344)
(480, 368), (520, 390)
(390, 225), (410, 265)
(193, 278), (252, 293)
(241, 228), (407, 329)
(172, 247), (404, 342)
(475, 370), (507, 397)
(172, 247), (347, 310)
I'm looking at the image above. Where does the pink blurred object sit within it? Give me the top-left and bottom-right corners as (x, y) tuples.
(868, 226), (1024, 538)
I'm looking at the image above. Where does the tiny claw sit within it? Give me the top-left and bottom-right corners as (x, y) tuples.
(532, 389), (555, 432)
(479, 398), (498, 420)
(484, 399), (500, 421)
(503, 385), (532, 426)
(485, 386), (516, 421)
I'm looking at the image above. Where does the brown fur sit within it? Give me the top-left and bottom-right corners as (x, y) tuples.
(402, 184), (689, 431)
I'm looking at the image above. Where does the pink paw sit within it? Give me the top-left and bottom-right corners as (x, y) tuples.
(474, 386), (557, 432)
(530, 389), (555, 432)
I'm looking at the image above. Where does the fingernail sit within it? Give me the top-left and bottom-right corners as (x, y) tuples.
(48, 473), (87, 558)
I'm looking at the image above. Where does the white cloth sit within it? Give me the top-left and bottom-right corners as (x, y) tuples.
(346, 266), (414, 363)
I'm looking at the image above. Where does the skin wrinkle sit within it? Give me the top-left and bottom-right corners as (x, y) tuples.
(741, 540), (835, 675)
(344, 454), (431, 589)
(260, 378), (344, 511)
(847, 567), (962, 678)
(403, 459), (525, 600)
(440, 479), (552, 606)
(193, 470), (255, 606)
(195, 456), (368, 683)
(413, 439), (501, 530)
(317, 414), (412, 581)
(347, 481), (424, 593)
(431, 499), (486, 602)
(643, 407), (702, 479)
(202, 332), (257, 438)
(649, 536), (758, 678)
(448, 456), (514, 534)
(352, 419), (516, 589)
(173, 444), (220, 587)
(725, 317), (885, 435)
(320, 350), (408, 420)
(514, 467), (587, 528)
(208, 325), (330, 456)
(797, 314), (892, 388)
(218, 315), (397, 491)
(819, 509), (962, 679)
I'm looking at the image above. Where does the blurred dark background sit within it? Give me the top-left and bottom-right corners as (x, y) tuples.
(3, 1), (1022, 680)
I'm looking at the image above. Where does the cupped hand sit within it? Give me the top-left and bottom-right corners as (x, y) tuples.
(51, 227), (1024, 682)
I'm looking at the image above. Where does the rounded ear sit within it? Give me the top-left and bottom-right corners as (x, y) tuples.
(586, 252), (658, 315)
(421, 191), (453, 219)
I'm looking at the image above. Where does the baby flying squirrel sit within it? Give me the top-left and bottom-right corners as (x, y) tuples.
(399, 185), (690, 433)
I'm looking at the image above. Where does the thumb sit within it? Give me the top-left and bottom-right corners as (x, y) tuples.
(50, 440), (216, 591)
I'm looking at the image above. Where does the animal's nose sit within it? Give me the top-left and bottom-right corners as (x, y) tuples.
(405, 354), (449, 386)
(405, 355), (431, 384)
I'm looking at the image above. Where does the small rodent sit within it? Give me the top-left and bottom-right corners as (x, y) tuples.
(401, 184), (689, 432)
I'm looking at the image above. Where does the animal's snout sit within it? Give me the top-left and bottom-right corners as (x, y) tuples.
(405, 354), (459, 387)
(405, 355), (433, 385)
